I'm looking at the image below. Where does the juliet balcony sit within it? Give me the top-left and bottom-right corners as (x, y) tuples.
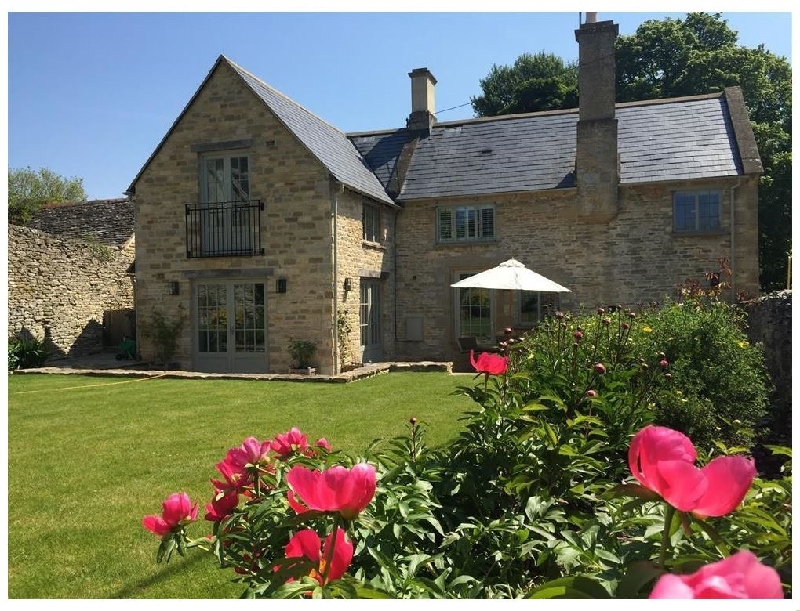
(185, 200), (265, 258)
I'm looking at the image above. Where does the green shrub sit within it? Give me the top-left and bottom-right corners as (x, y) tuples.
(8, 336), (48, 370)
(288, 339), (317, 369)
(639, 301), (770, 447)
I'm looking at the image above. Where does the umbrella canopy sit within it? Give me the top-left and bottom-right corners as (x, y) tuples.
(450, 258), (570, 292)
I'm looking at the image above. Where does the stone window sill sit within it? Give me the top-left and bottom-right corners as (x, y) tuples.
(362, 240), (386, 251)
(435, 239), (499, 249)
(672, 230), (726, 237)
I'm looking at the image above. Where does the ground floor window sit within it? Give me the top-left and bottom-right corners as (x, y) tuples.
(455, 272), (493, 343)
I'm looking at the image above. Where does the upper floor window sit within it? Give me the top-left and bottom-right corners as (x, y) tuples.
(188, 153), (262, 257)
(437, 205), (495, 243)
(673, 190), (721, 233)
(363, 202), (381, 243)
(202, 155), (249, 203)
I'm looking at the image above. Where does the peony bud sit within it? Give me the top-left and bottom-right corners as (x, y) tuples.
(594, 363), (606, 375)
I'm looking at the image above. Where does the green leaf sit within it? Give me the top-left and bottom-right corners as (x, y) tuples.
(523, 401), (550, 412)
(347, 582), (392, 599)
(543, 422), (559, 446)
(603, 483), (661, 502)
(616, 561), (665, 599)
(528, 575), (610, 598)
(691, 518), (730, 556)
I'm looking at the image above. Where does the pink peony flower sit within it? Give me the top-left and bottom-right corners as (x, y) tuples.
(315, 438), (332, 452)
(284, 527), (354, 586)
(629, 425), (756, 517)
(226, 437), (272, 469)
(286, 463), (377, 520)
(271, 428), (309, 457)
(470, 350), (509, 376)
(649, 550), (783, 598)
(204, 490), (239, 522)
(142, 492), (198, 536)
(573, 331), (584, 340)
(211, 457), (251, 494)
(660, 359), (669, 369)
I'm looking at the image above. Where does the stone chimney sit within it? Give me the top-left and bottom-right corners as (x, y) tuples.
(574, 16), (619, 220)
(407, 67), (437, 132)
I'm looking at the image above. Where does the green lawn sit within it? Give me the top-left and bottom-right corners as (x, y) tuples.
(7, 372), (475, 599)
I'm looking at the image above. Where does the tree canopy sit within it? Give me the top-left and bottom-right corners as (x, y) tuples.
(8, 166), (87, 225)
(472, 13), (792, 292)
(471, 52), (578, 117)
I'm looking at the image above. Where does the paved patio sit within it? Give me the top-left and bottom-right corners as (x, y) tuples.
(15, 350), (455, 383)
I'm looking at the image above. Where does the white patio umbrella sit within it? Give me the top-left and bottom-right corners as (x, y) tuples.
(450, 258), (570, 292)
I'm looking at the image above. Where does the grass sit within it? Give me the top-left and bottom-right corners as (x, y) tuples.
(7, 371), (476, 599)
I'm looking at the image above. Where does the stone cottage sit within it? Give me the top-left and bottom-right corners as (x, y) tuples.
(127, 17), (760, 374)
(7, 198), (136, 357)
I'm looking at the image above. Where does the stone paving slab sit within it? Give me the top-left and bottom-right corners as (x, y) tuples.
(14, 360), (453, 383)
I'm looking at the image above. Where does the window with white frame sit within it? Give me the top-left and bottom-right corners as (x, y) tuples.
(437, 205), (495, 243)
(363, 202), (381, 243)
(673, 190), (721, 233)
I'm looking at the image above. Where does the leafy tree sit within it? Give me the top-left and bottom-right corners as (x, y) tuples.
(616, 13), (791, 292)
(8, 166), (87, 225)
(471, 52), (577, 117)
(472, 13), (791, 292)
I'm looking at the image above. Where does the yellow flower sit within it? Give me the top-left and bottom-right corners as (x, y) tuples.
(738, 341), (749, 348)
(642, 326), (653, 333)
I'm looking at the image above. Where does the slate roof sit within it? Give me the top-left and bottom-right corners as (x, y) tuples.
(349, 92), (744, 202)
(129, 55), (753, 207)
(225, 59), (394, 206)
(26, 198), (134, 247)
(128, 56), (393, 206)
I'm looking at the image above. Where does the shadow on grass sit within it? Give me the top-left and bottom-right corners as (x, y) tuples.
(111, 551), (230, 599)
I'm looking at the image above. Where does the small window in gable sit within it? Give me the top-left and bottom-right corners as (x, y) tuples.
(437, 205), (495, 243)
(674, 190), (721, 233)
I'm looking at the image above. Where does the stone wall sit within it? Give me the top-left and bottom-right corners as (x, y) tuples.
(743, 290), (792, 442)
(133, 60), (335, 374)
(394, 175), (760, 362)
(335, 188), (397, 369)
(7, 226), (135, 357)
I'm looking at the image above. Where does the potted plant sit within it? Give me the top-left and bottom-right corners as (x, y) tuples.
(288, 339), (317, 374)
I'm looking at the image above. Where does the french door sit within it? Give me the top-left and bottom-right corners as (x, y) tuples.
(194, 280), (267, 373)
(360, 279), (382, 363)
(200, 155), (253, 255)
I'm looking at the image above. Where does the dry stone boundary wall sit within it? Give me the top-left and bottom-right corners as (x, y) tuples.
(7, 225), (135, 358)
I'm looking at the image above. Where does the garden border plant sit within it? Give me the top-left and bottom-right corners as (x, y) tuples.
(141, 298), (789, 598)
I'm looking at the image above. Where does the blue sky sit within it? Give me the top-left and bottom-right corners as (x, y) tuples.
(6, 8), (794, 200)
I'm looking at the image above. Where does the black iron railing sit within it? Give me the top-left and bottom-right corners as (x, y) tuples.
(185, 200), (264, 258)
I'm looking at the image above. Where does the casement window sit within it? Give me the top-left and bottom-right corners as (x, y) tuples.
(454, 272), (494, 343)
(437, 205), (495, 243)
(363, 203), (381, 243)
(673, 190), (721, 233)
(514, 292), (560, 326)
